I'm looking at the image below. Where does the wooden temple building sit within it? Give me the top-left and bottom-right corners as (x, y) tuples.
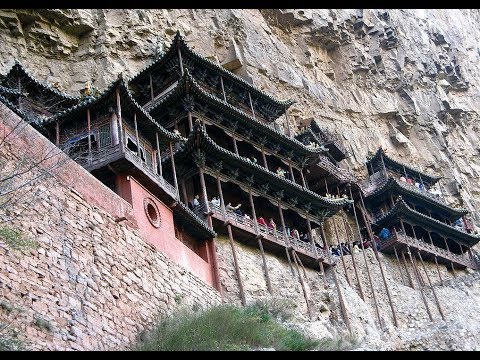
(1, 32), (479, 328)
(362, 148), (480, 275)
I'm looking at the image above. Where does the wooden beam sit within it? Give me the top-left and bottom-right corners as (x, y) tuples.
(348, 186), (382, 328)
(155, 132), (163, 177)
(219, 75), (227, 102)
(87, 108), (92, 163)
(187, 111), (193, 132)
(55, 121), (60, 146)
(291, 250), (312, 319)
(180, 178), (188, 204)
(177, 41), (184, 76)
(215, 173), (227, 219)
(116, 88), (124, 149)
(417, 250), (445, 320)
(261, 147), (268, 170)
(393, 245), (407, 286)
(258, 236), (273, 295)
(198, 166), (210, 217)
(330, 216), (352, 287)
(227, 223), (246, 306)
(232, 134), (239, 156)
(278, 201), (295, 276)
(169, 142), (179, 197)
(134, 112), (140, 157)
(248, 91), (256, 120)
(288, 161), (295, 183)
(149, 73), (154, 102)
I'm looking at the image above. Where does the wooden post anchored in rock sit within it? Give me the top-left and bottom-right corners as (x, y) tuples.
(417, 250), (445, 320)
(319, 223), (353, 336)
(278, 200), (295, 276)
(348, 185), (382, 329)
(340, 208), (365, 301)
(401, 251), (415, 289)
(358, 191), (398, 327)
(226, 223), (246, 306)
(330, 215), (352, 287)
(393, 245), (407, 286)
(400, 220), (433, 321)
(291, 249), (313, 320)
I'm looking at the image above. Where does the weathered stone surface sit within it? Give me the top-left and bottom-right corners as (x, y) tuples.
(1, 9), (480, 351)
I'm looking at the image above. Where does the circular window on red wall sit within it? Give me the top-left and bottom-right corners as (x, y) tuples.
(144, 197), (161, 228)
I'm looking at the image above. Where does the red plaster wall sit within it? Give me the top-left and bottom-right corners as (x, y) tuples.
(0, 103), (214, 287)
(117, 175), (215, 286)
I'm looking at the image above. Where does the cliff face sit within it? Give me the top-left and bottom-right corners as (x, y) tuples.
(1, 9), (479, 217)
(1, 9), (480, 350)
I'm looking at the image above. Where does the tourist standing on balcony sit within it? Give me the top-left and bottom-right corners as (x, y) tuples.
(257, 216), (267, 227)
(191, 194), (201, 211)
(211, 196), (220, 207)
(379, 227), (391, 240)
(227, 202), (243, 216)
(276, 167), (286, 177)
(267, 218), (277, 230)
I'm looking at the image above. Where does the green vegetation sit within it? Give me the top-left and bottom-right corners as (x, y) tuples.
(133, 302), (354, 351)
(0, 322), (26, 351)
(0, 226), (39, 251)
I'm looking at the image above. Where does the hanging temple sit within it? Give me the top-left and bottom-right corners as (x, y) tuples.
(0, 31), (478, 330)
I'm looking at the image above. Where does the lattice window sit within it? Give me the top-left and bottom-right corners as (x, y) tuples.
(98, 124), (112, 148)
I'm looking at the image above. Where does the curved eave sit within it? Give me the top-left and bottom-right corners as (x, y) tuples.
(41, 78), (182, 145)
(2, 61), (80, 102)
(366, 177), (468, 218)
(178, 122), (352, 211)
(367, 148), (441, 184)
(0, 93), (49, 133)
(176, 34), (294, 109)
(149, 72), (326, 158)
(173, 202), (216, 240)
(375, 198), (479, 246)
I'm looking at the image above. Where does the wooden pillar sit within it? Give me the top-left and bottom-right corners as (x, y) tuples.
(417, 250), (445, 320)
(219, 75), (227, 102)
(379, 150), (388, 176)
(285, 106), (292, 137)
(55, 121), (60, 146)
(409, 223), (425, 286)
(401, 251), (415, 289)
(300, 168), (307, 188)
(406, 245), (434, 322)
(320, 222), (353, 335)
(187, 111), (193, 132)
(155, 132), (163, 177)
(306, 218), (318, 257)
(389, 194), (395, 208)
(340, 209), (365, 300)
(177, 41), (184, 76)
(358, 189), (398, 328)
(393, 245), (407, 286)
(258, 235), (273, 295)
(348, 186), (382, 327)
(232, 134), (239, 156)
(133, 112), (140, 157)
(291, 250), (312, 319)
(215, 174), (226, 219)
(427, 231), (443, 286)
(261, 148), (268, 170)
(116, 88), (124, 148)
(169, 142), (179, 197)
(149, 73), (154, 102)
(180, 178), (188, 204)
(198, 166), (210, 216)
(248, 91), (256, 120)
(87, 108), (92, 162)
(443, 237), (456, 278)
(330, 216), (352, 287)
(227, 223), (246, 306)
(278, 201), (295, 276)
(248, 189), (259, 234)
(288, 162), (295, 183)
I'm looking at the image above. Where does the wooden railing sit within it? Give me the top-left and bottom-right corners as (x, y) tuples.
(206, 203), (333, 263)
(380, 231), (478, 269)
(316, 129), (348, 157)
(76, 144), (178, 199)
(317, 155), (357, 183)
(362, 172), (447, 206)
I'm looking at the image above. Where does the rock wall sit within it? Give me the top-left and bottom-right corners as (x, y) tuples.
(0, 105), (220, 350)
(1, 9), (480, 350)
(0, 9), (479, 220)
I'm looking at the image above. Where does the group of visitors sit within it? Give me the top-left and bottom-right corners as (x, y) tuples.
(330, 227), (392, 257)
(399, 176), (442, 197)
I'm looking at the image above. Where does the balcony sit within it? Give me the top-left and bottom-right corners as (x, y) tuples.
(75, 144), (178, 200)
(379, 231), (478, 270)
(203, 203), (335, 268)
(317, 155), (357, 183)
